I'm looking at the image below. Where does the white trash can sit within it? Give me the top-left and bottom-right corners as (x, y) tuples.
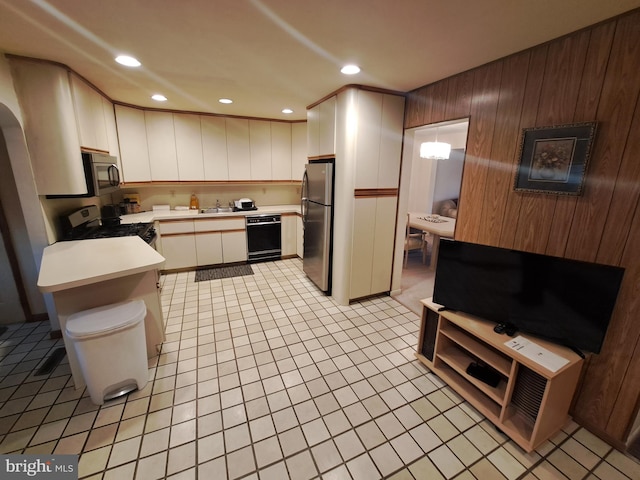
(66, 299), (149, 405)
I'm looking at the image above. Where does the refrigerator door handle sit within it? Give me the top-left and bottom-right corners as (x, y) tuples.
(301, 170), (309, 228)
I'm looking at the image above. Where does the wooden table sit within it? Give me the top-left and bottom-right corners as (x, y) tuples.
(408, 213), (456, 269)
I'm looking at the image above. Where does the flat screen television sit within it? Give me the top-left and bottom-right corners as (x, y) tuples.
(432, 239), (625, 354)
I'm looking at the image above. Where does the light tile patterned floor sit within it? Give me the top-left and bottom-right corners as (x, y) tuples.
(1, 258), (639, 479)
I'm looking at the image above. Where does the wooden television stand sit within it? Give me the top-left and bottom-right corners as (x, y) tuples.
(416, 297), (584, 452)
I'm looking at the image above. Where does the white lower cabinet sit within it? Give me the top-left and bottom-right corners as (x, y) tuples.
(194, 217), (246, 266)
(156, 216), (253, 269)
(158, 220), (196, 270)
(160, 235), (197, 270)
(296, 215), (303, 258)
(221, 231), (247, 263)
(350, 196), (397, 299)
(281, 213), (297, 257)
(195, 232), (223, 266)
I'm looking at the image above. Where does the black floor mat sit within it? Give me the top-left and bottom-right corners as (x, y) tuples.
(195, 264), (254, 282)
(35, 347), (66, 376)
(0, 326), (7, 337)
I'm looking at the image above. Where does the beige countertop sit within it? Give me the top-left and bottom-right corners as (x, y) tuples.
(38, 236), (165, 293)
(38, 204), (299, 293)
(120, 204), (301, 224)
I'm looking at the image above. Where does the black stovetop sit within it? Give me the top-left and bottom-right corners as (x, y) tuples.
(62, 222), (156, 244)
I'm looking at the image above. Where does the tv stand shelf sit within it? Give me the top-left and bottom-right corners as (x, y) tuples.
(416, 298), (584, 452)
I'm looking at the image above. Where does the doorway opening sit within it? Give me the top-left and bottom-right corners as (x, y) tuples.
(393, 118), (469, 314)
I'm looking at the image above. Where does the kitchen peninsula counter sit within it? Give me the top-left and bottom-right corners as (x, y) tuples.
(37, 236), (166, 390)
(38, 236), (165, 292)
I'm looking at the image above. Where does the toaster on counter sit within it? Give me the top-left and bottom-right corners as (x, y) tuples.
(233, 198), (257, 211)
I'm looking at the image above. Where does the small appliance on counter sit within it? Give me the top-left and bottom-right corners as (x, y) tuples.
(100, 204), (121, 227)
(121, 194), (142, 214)
(233, 198), (257, 211)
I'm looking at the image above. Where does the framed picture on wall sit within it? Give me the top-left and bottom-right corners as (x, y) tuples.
(513, 122), (597, 195)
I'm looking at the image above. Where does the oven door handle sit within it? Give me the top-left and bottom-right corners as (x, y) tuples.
(247, 221), (281, 226)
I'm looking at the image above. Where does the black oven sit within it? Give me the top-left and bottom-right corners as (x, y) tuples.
(246, 214), (281, 262)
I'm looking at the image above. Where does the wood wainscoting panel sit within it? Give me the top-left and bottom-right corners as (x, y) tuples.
(537, 30), (591, 126)
(404, 8), (640, 445)
(455, 61), (502, 242)
(593, 18), (640, 267)
(476, 51), (529, 246)
(404, 84), (430, 129)
(513, 31), (591, 255)
(597, 96), (640, 266)
(565, 12), (640, 263)
(444, 70), (474, 121)
(424, 80), (450, 126)
(499, 45), (548, 250)
(597, 210), (640, 440)
(547, 21), (616, 258)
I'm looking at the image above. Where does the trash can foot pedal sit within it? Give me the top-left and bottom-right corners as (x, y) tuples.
(104, 383), (138, 402)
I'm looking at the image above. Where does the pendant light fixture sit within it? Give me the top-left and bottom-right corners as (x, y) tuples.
(420, 127), (451, 160)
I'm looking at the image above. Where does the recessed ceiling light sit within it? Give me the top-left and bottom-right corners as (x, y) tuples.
(152, 94), (167, 102)
(282, 108), (293, 114)
(219, 98), (233, 104)
(115, 55), (141, 67)
(341, 64), (360, 75)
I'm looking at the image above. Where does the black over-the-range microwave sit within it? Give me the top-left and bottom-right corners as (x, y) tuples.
(46, 152), (121, 198)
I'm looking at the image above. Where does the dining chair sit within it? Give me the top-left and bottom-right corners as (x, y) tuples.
(404, 213), (426, 267)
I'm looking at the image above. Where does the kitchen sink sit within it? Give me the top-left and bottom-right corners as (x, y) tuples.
(200, 207), (233, 214)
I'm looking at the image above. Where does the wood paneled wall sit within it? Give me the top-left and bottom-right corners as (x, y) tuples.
(405, 9), (640, 447)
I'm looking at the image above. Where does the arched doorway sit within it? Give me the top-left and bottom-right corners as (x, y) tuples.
(0, 103), (51, 325)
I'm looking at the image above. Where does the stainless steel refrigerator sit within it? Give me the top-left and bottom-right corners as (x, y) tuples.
(301, 161), (334, 293)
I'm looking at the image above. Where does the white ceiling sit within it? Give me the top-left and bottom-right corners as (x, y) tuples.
(1, 0), (639, 121)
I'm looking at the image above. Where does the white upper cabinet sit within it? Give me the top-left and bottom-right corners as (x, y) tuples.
(69, 74), (109, 152)
(271, 122), (291, 180)
(354, 91), (405, 189)
(201, 116), (229, 181)
(115, 106), (306, 183)
(377, 94), (405, 188)
(101, 98), (120, 159)
(307, 104), (320, 157)
(291, 122), (306, 181)
(9, 58), (86, 195)
(319, 96), (336, 156)
(226, 118), (251, 180)
(354, 91), (383, 189)
(249, 120), (272, 180)
(145, 111), (178, 181)
(115, 105), (151, 182)
(307, 95), (336, 158)
(174, 113), (204, 180)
